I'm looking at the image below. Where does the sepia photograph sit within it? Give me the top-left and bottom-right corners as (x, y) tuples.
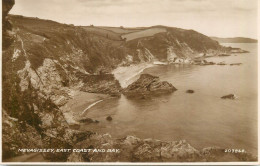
(1, 0), (259, 164)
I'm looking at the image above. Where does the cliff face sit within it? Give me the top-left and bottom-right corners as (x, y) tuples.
(125, 27), (225, 60)
(2, 0), (15, 49)
(2, 13), (235, 161)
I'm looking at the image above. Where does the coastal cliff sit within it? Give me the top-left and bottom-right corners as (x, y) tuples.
(2, 1), (254, 162)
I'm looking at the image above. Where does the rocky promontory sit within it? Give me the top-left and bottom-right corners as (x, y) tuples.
(67, 133), (256, 162)
(123, 74), (177, 97)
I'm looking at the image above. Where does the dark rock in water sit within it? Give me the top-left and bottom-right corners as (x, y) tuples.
(186, 90), (194, 93)
(123, 74), (177, 97)
(217, 62), (226, 65)
(69, 124), (81, 130)
(106, 116), (112, 121)
(230, 47), (249, 53)
(218, 54), (231, 57)
(194, 59), (215, 65)
(206, 62), (216, 65)
(221, 94), (237, 99)
(230, 63), (242, 66)
(110, 93), (121, 97)
(79, 118), (99, 124)
(203, 61), (216, 65)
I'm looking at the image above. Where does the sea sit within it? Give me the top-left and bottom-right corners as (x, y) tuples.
(81, 43), (258, 155)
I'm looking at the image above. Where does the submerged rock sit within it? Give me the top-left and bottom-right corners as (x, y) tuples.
(230, 48), (249, 53)
(193, 59), (215, 65)
(123, 74), (177, 97)
(186, 90), (194, 93)
(218, 54), (231, 57)
(217, 62), (226, 65)
(204, 61), (216, 65)
(79, 118), (99, 124)
(230, 63), (242, 66)
(221, 94), (237, 99)
(106, 116), (112, 121)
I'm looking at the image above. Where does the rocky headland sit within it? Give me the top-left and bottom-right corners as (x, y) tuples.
(123, 74), (177, 97)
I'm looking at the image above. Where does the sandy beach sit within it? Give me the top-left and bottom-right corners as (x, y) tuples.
(112, 63), (154, 88)
(61, 90), (110, 125)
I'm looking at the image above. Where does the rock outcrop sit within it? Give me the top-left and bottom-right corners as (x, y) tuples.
(123, 74), (177, 97)
(217, 62), (226, 65)
(221, 94), (237, 100)
(186, 90), (194, 93)
(79, 118), (99, 124)
(2, 110), (42, 159)
(2, 0), (15, 49)
(230, 63), (242, 66)
(218, 54), (231, 57)
(67, 134), (256, 162)
(193, 59), (215, 65)
(106, 116), (113, 121)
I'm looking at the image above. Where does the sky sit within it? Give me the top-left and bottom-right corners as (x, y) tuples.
(10, 0), (258, 38)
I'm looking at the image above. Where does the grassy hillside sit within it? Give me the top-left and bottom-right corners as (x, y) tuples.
(81, 26), (122, 41)
(98, 26), (143, 34)
(121, 27), (167, 41)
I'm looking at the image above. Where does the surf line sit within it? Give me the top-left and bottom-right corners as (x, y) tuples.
(81, 100), (103, 115)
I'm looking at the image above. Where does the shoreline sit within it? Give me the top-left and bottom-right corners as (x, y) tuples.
(81, 99), (103, 115)
(61, 90), (110, 125)
(62, 54), (257, 158)
(112, 62), (155, 88)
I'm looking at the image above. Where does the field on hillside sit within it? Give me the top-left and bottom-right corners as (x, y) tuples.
(121, 28), (167, 41)
(99, 26), (145, 34)
(81, 26), (122, 41)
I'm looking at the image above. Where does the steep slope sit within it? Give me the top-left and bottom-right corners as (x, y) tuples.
(125, 27), (226, 61)
(2, 0), (15, 49)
